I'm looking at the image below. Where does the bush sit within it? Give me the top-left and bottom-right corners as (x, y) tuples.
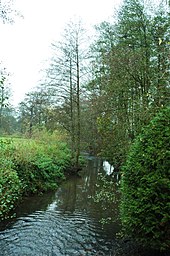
(0, 130), (72, 219)
(120, 107), (170, 251)
(0, 168), (22, 219)
(13, 131), (71, 193)
(0, 139), (22, 219)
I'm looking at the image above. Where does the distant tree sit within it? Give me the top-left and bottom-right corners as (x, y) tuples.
(0, 66), (12, 133)
(18, 89), (52, 136)
(0, 107), (18, 134)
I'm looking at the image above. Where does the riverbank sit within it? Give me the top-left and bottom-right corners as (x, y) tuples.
(0, 131), (73, 220)
(0, 158), (121, 255)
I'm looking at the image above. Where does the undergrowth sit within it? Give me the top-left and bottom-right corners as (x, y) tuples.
(0, 130), (72, 220)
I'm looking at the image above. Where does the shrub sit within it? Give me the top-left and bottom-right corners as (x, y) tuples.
(120, 107), (170, 251)
(13, 131), (71, 193)
(0, 131), (72, 219)
(0, 168), (22, 219)
(0, 139), (22, 219)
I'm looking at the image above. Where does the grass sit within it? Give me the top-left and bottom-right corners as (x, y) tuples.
(0, 130), (72, 220)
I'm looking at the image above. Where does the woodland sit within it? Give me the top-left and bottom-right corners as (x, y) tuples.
(0, 0), (169, 167)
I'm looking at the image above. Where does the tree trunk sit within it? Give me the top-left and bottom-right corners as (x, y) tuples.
(75, 41), (81, 169)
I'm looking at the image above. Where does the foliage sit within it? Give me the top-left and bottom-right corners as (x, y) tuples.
(93, 172), (120, 226)
(14, 130), (71, 193)
(0, 130), (72, 220)
(120, 107), (170, 251)
(97, 114), (130, 169)
(0, 139), (22, 219)
(84, 0), (170, 168)
(18, 90), (53, 136)
(14, 1), (169, 168)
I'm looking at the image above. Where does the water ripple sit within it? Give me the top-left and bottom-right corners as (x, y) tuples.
(0, 159), (120, 256)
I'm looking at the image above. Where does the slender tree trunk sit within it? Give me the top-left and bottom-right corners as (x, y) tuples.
(76, 41), (80, 169)
(29, 107), (33, 137)
(0, 87), (5, 129)
(69, 56), (75, 160)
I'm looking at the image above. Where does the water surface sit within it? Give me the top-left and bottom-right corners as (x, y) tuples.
(0, 157), (120, 256)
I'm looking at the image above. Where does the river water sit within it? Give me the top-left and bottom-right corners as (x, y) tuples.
(0, 157), (120, 256)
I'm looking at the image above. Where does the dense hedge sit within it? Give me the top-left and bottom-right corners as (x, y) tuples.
(0, 131), (72, 220)
(120, 107), (170, 251)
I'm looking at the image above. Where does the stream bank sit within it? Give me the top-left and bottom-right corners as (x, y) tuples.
(0, 157), (120, 256)
(1, 157), (169, 256)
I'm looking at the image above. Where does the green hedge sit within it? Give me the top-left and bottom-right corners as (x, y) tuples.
(120, 107), (170, 251)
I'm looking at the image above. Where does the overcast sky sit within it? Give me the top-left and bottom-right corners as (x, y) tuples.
(0, 0), (123, 106)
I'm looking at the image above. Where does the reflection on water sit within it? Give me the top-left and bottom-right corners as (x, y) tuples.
(0, 157), (120, 256)
(103, 161), (114, 175)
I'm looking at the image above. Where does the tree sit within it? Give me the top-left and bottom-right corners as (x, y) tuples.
(44, 19), (88, 168)
(0, 66), (13, 133)
(87, 18), (133, 167)
(151, 4), (170, 108)
(18, 89), (52, 136)
(0, 107), (18, 134)
(85, 0), (170, 168)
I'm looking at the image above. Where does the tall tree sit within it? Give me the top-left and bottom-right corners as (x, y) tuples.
(86, 0), (170, 167)
(44, 19), (88, 168)
(151, 3), (170, 108)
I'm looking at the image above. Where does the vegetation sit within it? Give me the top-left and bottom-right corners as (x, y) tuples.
(120, 107), (170, 251)
(0, 130), (72, 220)
(0, 139), (22, 220)
(7, 0), (168, 169)
(93, 174), (120, 225)
(0, 0), (170, 253)
(87, 0), (170, 166)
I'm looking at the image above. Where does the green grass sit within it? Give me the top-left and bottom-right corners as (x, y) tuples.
(0, 130), (72, 220)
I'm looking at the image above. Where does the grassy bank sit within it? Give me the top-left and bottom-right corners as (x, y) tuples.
(0, 130), (72, 220)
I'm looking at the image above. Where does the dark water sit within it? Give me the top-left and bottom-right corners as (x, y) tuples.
(0, 157), (120, 256)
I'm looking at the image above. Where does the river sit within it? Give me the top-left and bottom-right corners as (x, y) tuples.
(0, 157), (120, 256)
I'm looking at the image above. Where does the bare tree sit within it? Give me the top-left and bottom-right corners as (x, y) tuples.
(44, 18), (88, 169)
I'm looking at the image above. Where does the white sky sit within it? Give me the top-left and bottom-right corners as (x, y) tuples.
(0, 0), (123, 106)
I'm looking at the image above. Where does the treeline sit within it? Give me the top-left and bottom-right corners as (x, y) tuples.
(0, 0), (169, 168)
